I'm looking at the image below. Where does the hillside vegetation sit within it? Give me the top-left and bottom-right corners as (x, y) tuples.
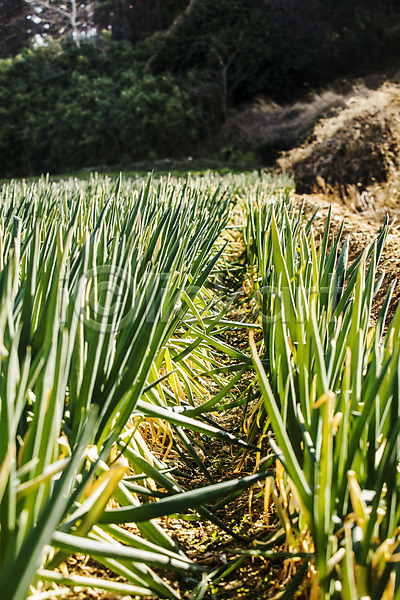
(0, 0), (399, 177)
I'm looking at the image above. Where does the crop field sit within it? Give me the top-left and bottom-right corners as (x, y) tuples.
(0, 172), (400, 600)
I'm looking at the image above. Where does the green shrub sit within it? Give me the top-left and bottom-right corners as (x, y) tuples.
(0, 39), (210, 177)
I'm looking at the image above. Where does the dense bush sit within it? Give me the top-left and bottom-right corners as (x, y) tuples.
(0, 38), (213, 177)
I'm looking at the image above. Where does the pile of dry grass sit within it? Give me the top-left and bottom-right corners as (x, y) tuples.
(218, 89), (351, 163)
(278, 82), (400, 195)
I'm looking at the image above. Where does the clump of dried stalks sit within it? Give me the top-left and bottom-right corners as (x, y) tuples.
(278, 82), (400, 205)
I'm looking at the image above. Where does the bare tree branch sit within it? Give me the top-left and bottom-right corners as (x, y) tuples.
(26, 0), (96, 46)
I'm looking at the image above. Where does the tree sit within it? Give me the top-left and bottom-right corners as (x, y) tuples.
(26, 0), (96, 46)
(0, 0), (29, 58)
(151, 0), (273, 104)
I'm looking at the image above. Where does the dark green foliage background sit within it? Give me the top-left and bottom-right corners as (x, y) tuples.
(0, 39), (215, 177)
(0, 0), (399, 177)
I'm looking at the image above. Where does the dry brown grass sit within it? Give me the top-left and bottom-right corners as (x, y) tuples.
(219, 89), (349, 154)
(278, 82), (400, 201)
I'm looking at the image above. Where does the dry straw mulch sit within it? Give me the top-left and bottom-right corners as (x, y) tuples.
(279, 82), (400, 202)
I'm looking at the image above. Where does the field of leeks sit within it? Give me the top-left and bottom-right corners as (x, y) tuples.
(0, 171), (399, 600)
